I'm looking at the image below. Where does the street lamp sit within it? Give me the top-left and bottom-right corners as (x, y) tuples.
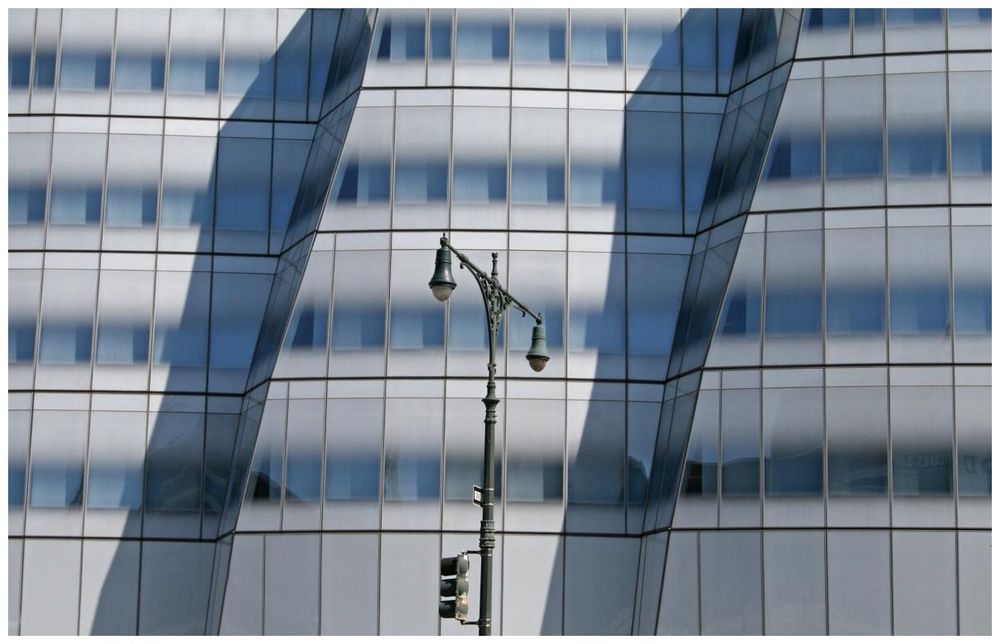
(429, 234), (548, 636)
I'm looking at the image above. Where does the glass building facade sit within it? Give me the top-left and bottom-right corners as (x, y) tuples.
(7, 8), (990, 635)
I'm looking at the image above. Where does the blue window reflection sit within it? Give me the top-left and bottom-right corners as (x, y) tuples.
(336, 160), (391, 203)
(10, 50), (31, 88)
(952, 127), (991, 177)
(285, 452), (322, 504)
(39, 323), (92, 364)
(515, 20), (566, 64)
(374, 15), (426, 62)
(87, 462), (142, 509)
(96, 324), (150, 365)
(570, 164), (621, 205)
(765, 133), (821, 179)
(286, 304), (328, 350)
(805, 8), (849, 30)
(853, 8), (882, 27)
(395, 160), (448, 204)
(9, 322), (36, 364)
(829, 446), (887, 496)
(827, 130), (883, 178)
(389, 307), (444, 349)
(766, 287), (821, 335)
(34, 50), (56, 88)
(59, 51), (111, 90)
(954, 282), (991, 334)
(453, 161), (506, 204)
(457, 18), (509, 62)
(8, 182), (47, 225)
(949, 8), (991, 24)
(168, 54), (220, 94)
(512, 161), (564, 205)
(430, 14), (452, 60)
(331, 307), (385, 350)
(572, 22), (623, 65)
(30, 463), (84, 508)
(49, 183), (102, 225)
(114, 53), (166, 92)
(827, 286), (885, 335)
(887, 8), (942, 25)
(890, 285), (950, 334)
(889, 130), (947, 177)
(106, 184), (158, 227)
(327, 455), (380, 501)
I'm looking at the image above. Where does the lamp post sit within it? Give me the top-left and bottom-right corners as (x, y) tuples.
(429, 234), (548, 636)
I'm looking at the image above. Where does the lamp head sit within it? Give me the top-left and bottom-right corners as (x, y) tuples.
(429, 246), (457, 302)
(526, 321), (549, 372)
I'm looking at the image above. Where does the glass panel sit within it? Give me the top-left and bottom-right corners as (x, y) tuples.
(706, 233), (763, 367)
(507, 250), (566, 378)
(282, 400), (324, 531)
(502, 535), (563, 635)
(151, 270), (210, 390)
(762, 387), (823, 526)
(699, 531), (762, 635)
(948, 8), (992, 50)
(387, 249), (445, 376)
(719, 387), (760, 527)
(827, 531), (891, 634)
(683, 9), (718, 93)
(625, 9), (681, 92)
(445, 249), (507, 378)
(329, 249), (388, 377)
(393, 106), (450, 229)
(886, 72), (948, 205)
(270, 137), (311, 251)
(27, 410), (88, 535)
(275, 251), (331, 379)
(144, 411), (204, 538)
(513, 9), (567, 88)
(570, 9), (624, 90)
(85, 411), (146, 537)
(210, 271), (272, 391)
(78, 539), (139, 635)
(826, 385), (889, 526)
(888, 226), (952, 363)
(159, 135), (216, 252)
(215, 137), (271, 253)
(892, 531), (957, 634)
(568, 251), (625, 378)
(221, 9), (276, 120)
(275, 9), (310, 121)
(627, 252), (686, 380)
(673, 389), (719, 528)
(890, 384), (954, 527)
(627, 401), (660, 533)
(94, 270), (153, 391)
(825, 227), (887, 363)
(764, 229), (822, 365)
(112, 9), (169, 115)
(657, 532), (697, 634)
(753, 79), (822, 211)
(952, 226), (990, 362)
(505, 399), (564, 532)
(37, 269), (98, 389)
(569, 108), (624, 231)
(264, 534), (319, 634)
(684, 110), (723, 233)
(510, 107), (566, 230)
(378, 534), (440, 635)
(451, 106), (508, 229)
(763, 531), (826, 634)
(138, 542), (213, 634)
(443, 397), (502, 531)
(382, 398), (442, 530)
(322, 106), (392, 231)
(366, 9), (426, 87)
(566, 400), (625, 533)
(220, 535), (262, 634)
(564, 537), (636, 634)
(955, 385), (990, 527)
(798, 8), (850, 58)
(454, 9), (510, 86)
(321, 534), (379, 634)
(104, 134), (161, 250)
(9, 409), (30, 535)
(57, 9), (114, 114)
(203, 412), (238, 538)
(8, 269), (41, 389)
(950, 71), (991, 203)
(957, 531), (991, 635)
(885, 9), (945, 52)
(825, 74), (885, 207)
(20, 539), (81, 635)
(8, 133), (50, 248)
(48, 132), (106, 248)
(626, 107), (682, 233)
(166, 9), (224, 118)
(240, 401), (284, 531)
(323, 398), (383, 529)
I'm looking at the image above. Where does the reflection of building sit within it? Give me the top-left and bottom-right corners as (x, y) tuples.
(8, 8), (991, 636)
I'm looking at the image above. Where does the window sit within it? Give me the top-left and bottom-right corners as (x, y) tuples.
(513, 10), (566, 65)
(762, 387), (823, 526)
(825, 74), (884, 207)
(105, 134), (161, 228)
(886, 72), (948, 204)
(330, 249), (388, 376)
(456, 10), (509, 62)
(324, 398), (382, 530)
(888, 226), (951, 363)
(825, 227), (886, 363)
(372, 10), (426, 62)
(48, 133), (106, 227)
(764, 229), (822, 365)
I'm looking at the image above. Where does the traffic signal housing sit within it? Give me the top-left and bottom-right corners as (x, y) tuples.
(439, 552), (470, 621)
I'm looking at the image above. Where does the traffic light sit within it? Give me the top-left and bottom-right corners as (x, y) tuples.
(439, 552), (470, 621)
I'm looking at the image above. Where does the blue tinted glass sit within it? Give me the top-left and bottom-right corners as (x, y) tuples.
(287, 305), (328, 350)
(720, 289), (761, 337)
(336, 160), (392, 204)
(10, 50), (31, 88)
(395, 161), (448, 203)
(106, 185), (158, 227)
(805, 8), (849, 30)
(389, 308), (444, 349)
(154, 327), (207, 367)
(30, 463), (84, 508)
(114, 53), (166, 91)
(375, 17), (426, 61)
(954, 282), (991, 334)
(515, 20), (566, 63)
(8, 183), (47, 224)
(39, 324), (92, 364)
(952, 127), (991, 177)
(512, 161), (564, 204)
(96, 324), (150, 364)
(570, 164), (622, 205)
(949, 8), (991, 24)
(285, 452), (322, 503)
(827, 287), (885, 334)
(430, 15), (452, 60)
(9, 322), (36, 363)
(887, 8), (942, 25)
(572, 23), (623, 64)
(453, 161), (506, 203)
(891, 286), (950, 334)
(854, 8), (882, 27)
(827, 130), (883, 178)
(49, 184), (102, 225)
(765, 133), (821, 179)
(327, 454), (380, 500)
(457, 18), (509, 62)
(59, 52), (111, 90)
(889, 131), (947, 177)
(33, 50), (56, 88)
(87, 461), (142, 509)
(331, 308), (385, 350)
(168, 54), (220, 94)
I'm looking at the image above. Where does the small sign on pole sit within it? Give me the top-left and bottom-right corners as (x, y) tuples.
(472, 485), (483, 507)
